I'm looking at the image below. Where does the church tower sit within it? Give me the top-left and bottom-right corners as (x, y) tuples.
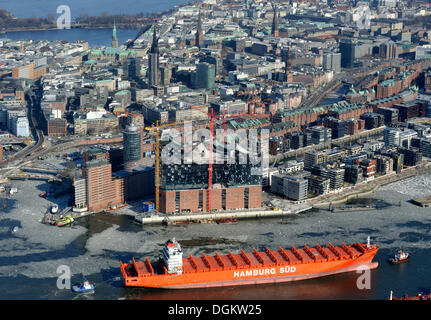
(195, 11), (204, 49)
(284, 48), (293, 83)
(111, 22), (119, 48)
(271, 4), (279, 37)
(148, 26), (160, 87)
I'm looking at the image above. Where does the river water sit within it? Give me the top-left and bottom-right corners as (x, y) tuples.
(1, 171), (431, 300)
(1, 0), (193, 48)
(0, 0), (189, 18)
(2, 28), (140, 48)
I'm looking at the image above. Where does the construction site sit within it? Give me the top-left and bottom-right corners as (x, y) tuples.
(153, 108), (270, 215)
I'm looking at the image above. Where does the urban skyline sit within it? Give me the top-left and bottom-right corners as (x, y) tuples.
(1, 0), (431, 305)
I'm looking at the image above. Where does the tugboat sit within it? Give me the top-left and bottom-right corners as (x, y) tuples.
(388, 249), (409, 264)
(56, 214), (74, 227)
(71, 277), (96, 293)
(388, 290), (431, 300)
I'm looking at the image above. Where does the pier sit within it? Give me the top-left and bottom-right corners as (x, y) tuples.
(411, 195), (431, 207)
(42, 206), (72, 225)
(135, 206), (312, 225)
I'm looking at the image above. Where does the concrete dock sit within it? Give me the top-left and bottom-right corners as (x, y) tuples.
(411, 195), (431, 207)
(135, 206), (312, 225)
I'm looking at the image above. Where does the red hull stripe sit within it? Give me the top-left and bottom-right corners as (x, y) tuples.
(128, 262), (378, 289)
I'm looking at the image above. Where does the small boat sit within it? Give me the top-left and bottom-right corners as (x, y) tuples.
(388, 249), (409, 264)
(216, 218), (238, 224)
(56, 214), (74, 227)
(388, 290), (431, 300)
(72, 277), (96, 293)
(106, 204), (127, 212)
(163, 220), (192, 226)
(50, 205), (59, 214)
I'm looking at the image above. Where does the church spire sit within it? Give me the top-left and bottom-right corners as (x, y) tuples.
(150, 25), (159, 54)
(272, 3), (279, 37)
(196, 10), (203, 49)
(283, 18), (293, 83)
(112, 21), (119, 48)
(284, 42), (293, 83)
(148, 24), (160, 87)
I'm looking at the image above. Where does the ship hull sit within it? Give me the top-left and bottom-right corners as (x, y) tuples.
(120, 244), (379, 290)
(388, 258), (409, 264)
(156, 262), (378, 289)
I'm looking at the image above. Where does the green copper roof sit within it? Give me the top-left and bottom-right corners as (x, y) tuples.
(90, 49), (103, 56)
(115, 90), (130, 96)
(113, 22), (117, 40)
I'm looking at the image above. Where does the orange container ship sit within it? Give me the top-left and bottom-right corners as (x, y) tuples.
(120, 238), (379, 289)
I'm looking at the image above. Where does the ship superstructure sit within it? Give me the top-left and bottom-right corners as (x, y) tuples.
(162, 238), (183, 275)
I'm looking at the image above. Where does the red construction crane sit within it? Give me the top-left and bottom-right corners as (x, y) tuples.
(190, 105), (221, 212)
(190, 105), (270, 213)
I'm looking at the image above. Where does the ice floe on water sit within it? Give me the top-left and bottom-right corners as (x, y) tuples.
(2, 173), (431, 282)
(0, 253), (120, 279)
(379, 172), (431, 198)
(84, 193), (431, 260)
(84, 223), (251, 258)
(85, 224), (150, 255)
(0, 181), (87, 249)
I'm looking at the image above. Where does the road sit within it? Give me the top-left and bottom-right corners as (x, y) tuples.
(0, 85), (45, 175)
(298, 58), (395, 110)
(300, 78), (343, 109)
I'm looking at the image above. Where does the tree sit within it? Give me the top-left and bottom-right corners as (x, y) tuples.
(59, 161), (78, 179)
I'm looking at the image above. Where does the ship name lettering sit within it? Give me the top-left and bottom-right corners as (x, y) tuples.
(234, 268), (276, 278)
(279, 266), (296, 274)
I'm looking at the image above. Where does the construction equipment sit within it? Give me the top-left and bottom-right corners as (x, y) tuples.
(145, 125), (155, 132)
(189, 105), (270, 213)
(188, 106), (222, 212)
(154, 107), (271, 213)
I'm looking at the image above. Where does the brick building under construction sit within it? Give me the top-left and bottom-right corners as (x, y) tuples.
(158, 138), (263, 214)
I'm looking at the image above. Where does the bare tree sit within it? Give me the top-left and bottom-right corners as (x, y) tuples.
(59, 161), (78, 179)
